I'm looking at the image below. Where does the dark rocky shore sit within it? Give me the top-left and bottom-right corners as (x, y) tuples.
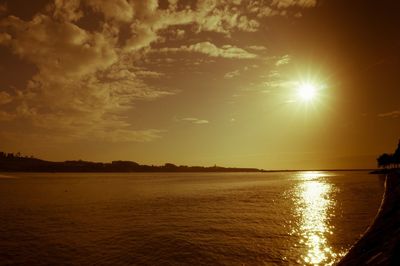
(338, 171), (400, 265)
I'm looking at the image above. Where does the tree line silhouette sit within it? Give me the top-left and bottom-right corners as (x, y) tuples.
(377, 140), (400, 169)
(0, 151), (264, 173)
(0, 151), (35, 159)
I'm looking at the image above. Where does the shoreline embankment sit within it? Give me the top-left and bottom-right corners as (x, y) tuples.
(338, 171), (400, 265)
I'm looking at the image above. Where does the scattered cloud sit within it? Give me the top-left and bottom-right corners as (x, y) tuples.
(224, 64), (259, 79)
(0, 14), (118, 77)
(247, 45), (268, 51)
(160, 42), (257, 59)
(0, 91), (12, 105)
(224, 70), (241, 79)
(135, 70), (165, 78)
(173, 29), (186, 40)
(181, 117), (210, 124)
(0, 111), (15, 121)
(245, 0), (316, 18)
(85, 0), (134, 22)
(271, 0), (318, 9)
(0, 0), (317, 143)
(194, 1), (259, 34)
(82, 128), (164, 143)
(378, 110), (400, 118)
(50, 0), (83, 22)
(275, 54), (291, 66)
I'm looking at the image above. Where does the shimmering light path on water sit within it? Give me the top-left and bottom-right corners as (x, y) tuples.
(290, 172), (345, 265)
(0, 171), (384, 265)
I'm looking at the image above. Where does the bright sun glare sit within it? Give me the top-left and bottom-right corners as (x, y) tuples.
(297, 83), (317, 102)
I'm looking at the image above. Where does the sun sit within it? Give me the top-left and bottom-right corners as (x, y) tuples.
(297, 82), (317, 102)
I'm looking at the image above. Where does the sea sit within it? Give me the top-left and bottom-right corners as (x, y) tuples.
(0, 171), (384, 265)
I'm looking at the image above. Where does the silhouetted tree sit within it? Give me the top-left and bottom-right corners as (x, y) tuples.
(377, 139), (400, 169)
(393, 140), (400, 168)
(164, 163), (177, 169)
(0, 150), (263, 172)
(377, 153), (392, 169)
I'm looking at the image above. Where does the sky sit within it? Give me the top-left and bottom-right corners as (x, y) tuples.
(0, 0), (399, 169)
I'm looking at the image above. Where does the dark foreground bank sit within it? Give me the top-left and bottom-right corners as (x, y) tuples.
(338, 171), (400, 265)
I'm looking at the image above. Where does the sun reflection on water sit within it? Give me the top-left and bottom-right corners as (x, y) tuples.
(293, 172), (340, 265)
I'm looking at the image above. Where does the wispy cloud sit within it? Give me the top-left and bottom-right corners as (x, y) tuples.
(0, 91), (12, 105)
(224, 70), (241, 79)
(247, 45), (268, 51)
(181, 117), (210, 124)
(224, 64), (259, 79)
(271, 0), (317, 8)
(0, 111), (15, 121)
(159, 42), (257, 59)
(275, 54), (291, 66)
(378, 110), (400, 118)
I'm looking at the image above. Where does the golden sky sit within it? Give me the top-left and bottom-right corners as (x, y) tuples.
(0, 0), (399, 169)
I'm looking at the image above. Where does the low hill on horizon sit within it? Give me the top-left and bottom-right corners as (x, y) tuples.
(0, 152), (264, 173)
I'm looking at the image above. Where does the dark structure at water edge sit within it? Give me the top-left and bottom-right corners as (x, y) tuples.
(338, 171), (400, 265)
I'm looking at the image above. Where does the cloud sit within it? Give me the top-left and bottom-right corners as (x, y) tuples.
(224, 64), (258, 79)
(0, 14), (118, 77)
(255, 6), (280, 17)
(275, 54), (291, 66)
(0, 91), (12, 105)
(181, 117), (209, 124)
(0, 8), (170, 142)
(51, 0), (134, 23)
(0, 3), (7, 14)
(124, 23), (159, 52)
(378, 110), (400, 118)
(0, 111), (15, 121)
(271, 0), (317, 8)
(14, 58), (172, 137)
(0, 0), (317, 144)
(194, 0), (259, 33)
(245, 0), (317, 18)
(50, 0), (83, 22)
(85, 0), (134, 22)
(224, 70), (241, 79)
(135, 70), (165, 78)
(247, 45), (268, 51)
(160, 42), (257, 59)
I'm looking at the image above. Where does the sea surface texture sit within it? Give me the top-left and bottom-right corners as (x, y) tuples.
(0, 171), (383, 265)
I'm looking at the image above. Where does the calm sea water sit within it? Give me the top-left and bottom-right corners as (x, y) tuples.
(0, 171), (384, 265)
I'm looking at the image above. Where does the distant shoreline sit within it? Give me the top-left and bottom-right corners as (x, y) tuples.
(0, 166), (371, 174)
(0, 154), (264, 173)
(0, 152), (376, 173)
(338, 170), (400, 265)
(0, 169), (376, 173)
